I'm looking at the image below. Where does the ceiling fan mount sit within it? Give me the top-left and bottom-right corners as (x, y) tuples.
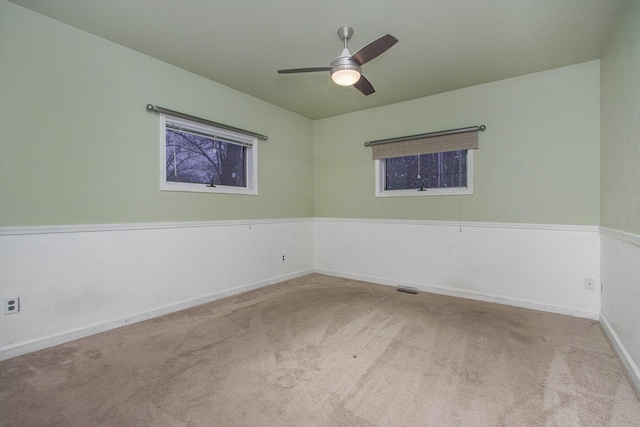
(337, 26), (354, 43)
(278, 26), (398, 95)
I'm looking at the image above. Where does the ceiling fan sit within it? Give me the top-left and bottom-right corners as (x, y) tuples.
(277, 26), (398, 95)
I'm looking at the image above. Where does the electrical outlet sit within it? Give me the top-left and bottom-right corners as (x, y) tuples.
(282, 255), (285, 262)
(584, 278), (595, 291)
(4, 297), (20, 314)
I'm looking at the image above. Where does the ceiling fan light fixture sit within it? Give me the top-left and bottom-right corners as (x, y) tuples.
(331, 68), (361, 86)
(330, 56), (362, 86)
(278, 26), (397, 95)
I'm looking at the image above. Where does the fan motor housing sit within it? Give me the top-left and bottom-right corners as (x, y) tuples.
(330, 56), (361, 74)
(329, 57), (362, 86)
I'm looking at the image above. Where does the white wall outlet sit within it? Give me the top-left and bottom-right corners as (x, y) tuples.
(4, 297), (20, 314)
(282, 255), (285, 262)
(584, 278), (595, 291)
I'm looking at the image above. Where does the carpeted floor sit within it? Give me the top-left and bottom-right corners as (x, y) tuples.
(1, 274), (639, 426)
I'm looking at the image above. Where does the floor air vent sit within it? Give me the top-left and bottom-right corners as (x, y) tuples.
(396, 286), (419, 294)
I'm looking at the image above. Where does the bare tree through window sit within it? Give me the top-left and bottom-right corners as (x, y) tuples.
(165, 129), (246, 187)
(385, 150), (467, 190)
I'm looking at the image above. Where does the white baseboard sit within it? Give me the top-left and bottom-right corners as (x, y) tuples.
(0, 269), (312, 361)
(314, 269), (600, 320)
(600, 313), (640, 393)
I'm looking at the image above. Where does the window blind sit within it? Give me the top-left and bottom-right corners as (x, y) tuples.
(368, 126), (483, 160)
(147, 104), (268, 141)
(165, 119), (254, 148)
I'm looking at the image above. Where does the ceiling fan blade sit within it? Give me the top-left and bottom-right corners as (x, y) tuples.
(353, 75), (375, 96)
(277, 67), (331, 74)
(350, 34), (398, 66)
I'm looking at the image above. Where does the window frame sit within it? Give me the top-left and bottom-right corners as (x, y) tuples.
(374, 149), (473, 197)
(159, 114), (258, 195)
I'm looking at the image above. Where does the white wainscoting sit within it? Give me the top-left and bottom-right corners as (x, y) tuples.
(0, 217), (616, 367)
(314, 218), (601, 319)
(600, 228), (640, 392)
(0, 219), (314, 361)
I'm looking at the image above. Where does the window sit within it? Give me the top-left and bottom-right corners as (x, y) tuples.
(160, 115), (258, 195)
(371, 127), (480, 197)
(376, 150), (473, 197)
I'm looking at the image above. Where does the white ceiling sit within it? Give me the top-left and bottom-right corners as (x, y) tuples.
(9, 0), (626, 120)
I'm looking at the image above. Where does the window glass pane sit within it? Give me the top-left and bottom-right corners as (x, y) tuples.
(385, 150), (467, 190)
(166, 129), (246, 187)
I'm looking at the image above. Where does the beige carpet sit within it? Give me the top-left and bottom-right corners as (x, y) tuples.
(1, 274), (639, 426)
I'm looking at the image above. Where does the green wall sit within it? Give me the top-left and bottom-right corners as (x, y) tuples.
(601, 0), (640, 235)
(1, 1), (603, 228)
(313, 61), (601, 224)
(0, 1), (314, 226)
